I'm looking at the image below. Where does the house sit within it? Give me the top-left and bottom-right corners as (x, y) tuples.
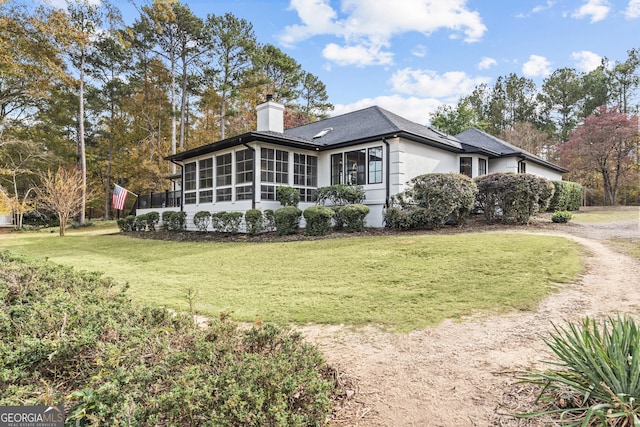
(0, 213), (12, 228)
(136, 96), (567, 229)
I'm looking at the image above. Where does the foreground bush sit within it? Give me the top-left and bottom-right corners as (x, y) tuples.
(340, 204), (370, 232)
(274, 206), (302, 236)
(0, 250), (334, 426)
(193, 211), (211, 232)
(475, 173), (554, 224)
(551, 210), (573, 223)
(303, 206), (335, 236)
(385, 173), (477, 229)
(244, 209), (263, 235)
(520, 316), (640, 426)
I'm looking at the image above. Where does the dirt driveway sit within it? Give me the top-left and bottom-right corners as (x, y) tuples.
(300, 210), (640, 426)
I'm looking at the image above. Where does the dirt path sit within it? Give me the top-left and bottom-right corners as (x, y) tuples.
(300, 216), (640, 426)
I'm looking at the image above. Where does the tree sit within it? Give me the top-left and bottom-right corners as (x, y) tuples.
(298, 71), (333, 120)
(499, 122), (556, 160)
(36, 166), (84, 236)
(205, 12), (256, 139)
(559, 106), (639, 205)
(605, 48), (640, 114)
(538, 68), (585, 142)
(430, 97), (487, 135)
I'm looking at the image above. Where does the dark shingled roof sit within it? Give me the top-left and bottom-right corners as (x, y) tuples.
(455, 127), (568, 173)
(284, 106), (463, 150)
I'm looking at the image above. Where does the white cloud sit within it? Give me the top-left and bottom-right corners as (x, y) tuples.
(389, 68), (490, 99)
(478, 57), (497, 70)
(516, 1), (555, 17)
(572, 0), (611, 22)
(412, 44), (427, 58)
(625, 0), (640, 18)
(571, 50), (602, 72)
(332, 95), (444, 124)
(280, 0), (487, 66)
(522, 55), (552, 77)
(322, 43), (393, 66)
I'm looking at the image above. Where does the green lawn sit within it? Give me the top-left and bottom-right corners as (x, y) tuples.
(571, 207), (639, 223)
(0, 227), (582, 332)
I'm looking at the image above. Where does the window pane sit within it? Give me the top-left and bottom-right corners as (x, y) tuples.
(236, 185), (253, 200)
(216, 153), (232, 186)
(368, 146), (383, 184)
(460, 157), (472, 177)
(184, 192), (196, 204)
(307, 156), (317, 187)
(331, 153), (343, 185)
(199, 190), (213, 203)
(261, 185), (275, 200)
(199, 158), (213, 188)
(479, 158), (487, 175)
(261, 148), (274, 182)
(184, 162), (196, 191)
(216, 188), (232, 202)
(345, 149), (366, 185)
(236, 149), (253, 184)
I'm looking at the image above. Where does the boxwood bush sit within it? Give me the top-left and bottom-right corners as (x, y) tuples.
(244, 209), (263, 235)
(276, 186), (300, 207)
(161, 210), (175, 230)
(167, 211), (187, 231)
(274, 206), (302, 236)
(117, 215), (136, 232)
(0, 250), (335, 426)
(263, 209), (276, 232)
(384, 173), (477, 229)
(303, 206), (335, 236)
(145, 211), (160, 231)
(193, 211), (211, 232)
(551, 210), (573, 223)
(340, 204), (370, 232)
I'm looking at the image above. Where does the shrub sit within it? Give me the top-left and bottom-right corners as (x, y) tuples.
(315, 184), (365, 206)
(276, 186), (300, 207)
(303, 206), (335, 236)
(0, 250), (334, 426)
(385, 173), (477, 229)
(167, 211), (187, 231)
(211, 211), (224, 232)
(244, 209), (263, 235)
(145, 211), (160, 231)
(340, 204), (370, 232)
(263, 209), (276, 232)
(117, 215), (136, 232)
(551, 210), (573, 223)
(161, 211), (175, 230)
(70, 221), (94, 229)
(274, 206), (302, 236)
(519, 316), (640, 426)
(193, 211), (211, 232)
(220, 212), (243, 233)
(549, 180), (583, 211)
(134, 214), (147, 231)
(475, 173), (553, 224)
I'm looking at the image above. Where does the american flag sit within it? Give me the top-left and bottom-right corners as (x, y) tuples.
(112, 184), (128, 210)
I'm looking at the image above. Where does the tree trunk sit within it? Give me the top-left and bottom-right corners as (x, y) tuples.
(180, 56), (188, 150)
(170, 45), (177, 174)
(79, 48), (87, 224)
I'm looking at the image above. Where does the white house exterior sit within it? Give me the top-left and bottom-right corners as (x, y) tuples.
(0, 213), (12, 228)
(136, 98), (567, 229)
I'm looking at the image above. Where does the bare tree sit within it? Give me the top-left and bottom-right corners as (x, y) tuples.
(36, 167), (84, 236)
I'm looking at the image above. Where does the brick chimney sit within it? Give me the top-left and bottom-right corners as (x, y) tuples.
(256, 94), (284, 133)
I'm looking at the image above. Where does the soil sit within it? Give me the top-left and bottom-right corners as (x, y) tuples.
(133, 207), (640, 426)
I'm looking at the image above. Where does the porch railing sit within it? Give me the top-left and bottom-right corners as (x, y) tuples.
(136, 190), (181, 210)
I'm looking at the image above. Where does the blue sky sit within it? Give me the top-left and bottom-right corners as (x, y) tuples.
(49, 0), (640, 124)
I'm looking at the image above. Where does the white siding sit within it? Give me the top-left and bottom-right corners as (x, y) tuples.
(525, 162), (563, 181)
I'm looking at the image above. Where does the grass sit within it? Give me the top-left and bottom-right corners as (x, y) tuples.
(571, 207), (639, 223)
(0, 226), (582, 332)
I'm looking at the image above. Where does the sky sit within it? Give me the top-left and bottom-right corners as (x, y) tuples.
(44, 0), (640, 124)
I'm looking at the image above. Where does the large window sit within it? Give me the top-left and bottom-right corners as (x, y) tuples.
(216, 153), (232, 202)
(368, 146), (383, 184)
(199, 158), (213, 203)
(518, 161), (526, 174)
(479, 158), (487, 176)
(184, 162), (196, 204)
(332, 148), (379, 186)
(460, 157), (472, 177)
(261, 148), (288, 184)
(294, 153), (318, 202)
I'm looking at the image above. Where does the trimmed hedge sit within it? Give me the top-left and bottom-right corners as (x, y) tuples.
(475, 173), (554, 224)
(549, 180), (582, 211)
(276, 186), (300, 207)
(551, 210), (573, 223)
(384, 173), (477, 229)
(274, 206), (302, 236)
(303, 206), (335, 236)
(315, 184), (365, 206)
